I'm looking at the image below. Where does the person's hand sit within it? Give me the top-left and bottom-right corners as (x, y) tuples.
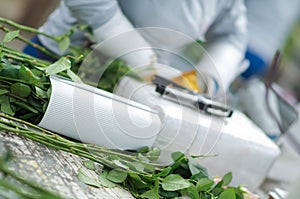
(170, 70), (219, 96)
(197, 72), (219, 97)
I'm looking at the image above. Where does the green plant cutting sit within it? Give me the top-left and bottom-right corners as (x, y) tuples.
(0, 17), (247, 199)
(0, 113), (245, 199)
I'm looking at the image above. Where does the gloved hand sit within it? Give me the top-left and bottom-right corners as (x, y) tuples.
(197, 72), (219, 97)
(170, 70), (219, 96)
(195, 41), (248, 98)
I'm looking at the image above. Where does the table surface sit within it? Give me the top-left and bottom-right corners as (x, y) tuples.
(0, 131), (134, 199)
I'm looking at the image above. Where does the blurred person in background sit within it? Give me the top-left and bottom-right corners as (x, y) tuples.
(23, 0), (247, 97)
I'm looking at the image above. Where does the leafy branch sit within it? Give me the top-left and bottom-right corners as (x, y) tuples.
(0, 113), (246, 199)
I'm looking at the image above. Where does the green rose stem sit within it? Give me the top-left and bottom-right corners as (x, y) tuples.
(0, 17), (58, 40)
(0, 24), (58, 60)
(0, 17), (88, 61)
(0, 113), (162, 174)
(0, 76), (36, 85)
(1, 46), (50, 68)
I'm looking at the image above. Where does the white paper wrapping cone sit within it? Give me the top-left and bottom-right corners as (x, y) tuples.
(115, 76), (280, 189)
(39, 75), (162, 150)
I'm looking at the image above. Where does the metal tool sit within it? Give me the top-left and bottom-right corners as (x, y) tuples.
(152, 75), (233, 117)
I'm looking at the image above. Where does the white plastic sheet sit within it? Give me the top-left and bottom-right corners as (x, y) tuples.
(115, 76), (280, 189)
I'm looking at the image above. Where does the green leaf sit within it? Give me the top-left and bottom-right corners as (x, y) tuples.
(45, 57), (71, 75)
(190, 154), (218, 159)
(0, 89), (9, 95)
(10, 83), (31, 98)
(127, 173), (149, 190)
(77, 168), (101, 188)
(83, 160), (96, 170)
(98, 172), (116, 188)
(3, 30), (19, 43)
(1, 96), (14, 115)
(188, 160), (208, 176)
(219, 188), (236, 199)
(106, 169), (128, 183)
(112, 159), (129, 170)
(136, 146), (150, 153)
(18, 66), (40, 84)
(161, 174), (191, 191)
(58, 36), (70, 52)
(186, 184), (199, 199)
(108, 154), (119, 160)
(35, 87), (48, 99)
(141, 189), (160, 199)
(191, 170), (209, 181)
(67, 69), (82, 83)
(221, 172), (233, 186)
(0, 63), (20, 79)
(46, 87), (52, 99)
(128, 161), (144, 172)
(18, 112), (36, 120)
(12, 101), (39, 114)
(157, 167), (172, 177)
(158, 188), (179, 198)
(234, 187), (244, 199)
(211, 187), (224, 196)
(0, 95), (6, 103)
(146, 148), (161, 161)
(172, 151), (185, 162)
(196, 178), (214, 192)
(199, 192), (208, 199)
(144, 164), (156, 173)
(43, 102), (48, 113)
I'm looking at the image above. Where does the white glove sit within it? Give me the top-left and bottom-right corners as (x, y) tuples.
(196, 41), (247, 97)
(197, 72), (219, 97)
(92, 9), (157, 67)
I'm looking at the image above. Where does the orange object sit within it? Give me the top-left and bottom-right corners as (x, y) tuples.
(171, 70), (201, 92)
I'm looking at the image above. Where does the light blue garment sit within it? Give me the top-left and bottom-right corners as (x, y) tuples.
(39, 0), (246, 55)
(38, 0), (247, 90)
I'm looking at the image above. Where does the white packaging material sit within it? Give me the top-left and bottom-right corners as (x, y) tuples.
(237, 78), (282, 139)
(115, 76), (280, 189)
(39, 75), (162, 150)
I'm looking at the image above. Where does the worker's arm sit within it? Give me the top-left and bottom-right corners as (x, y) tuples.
(64, 0), (156, 67)
(37, 0), (155, 67)
(197, 0), (247, 96)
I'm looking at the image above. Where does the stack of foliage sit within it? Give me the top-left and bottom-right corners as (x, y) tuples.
(0, 17), (130, 124)
(0, 17), (247, 198)
(0, 113), (246, 199)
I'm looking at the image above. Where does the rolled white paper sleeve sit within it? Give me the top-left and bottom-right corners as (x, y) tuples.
(38, 75), (162, 150)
